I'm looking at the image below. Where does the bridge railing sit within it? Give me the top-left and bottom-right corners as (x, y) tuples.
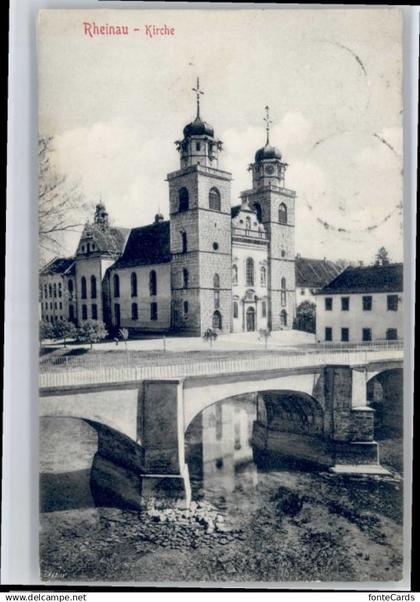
(38, 342), (404, 390)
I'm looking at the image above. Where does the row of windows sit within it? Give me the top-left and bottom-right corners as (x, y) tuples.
(325, 327), (399, 342)
(81, 304), (98, 320)
(178, 187), (221, 213)
(44, 315), (64, 322)
(232, 262), (267, 287)
(113, 302), (159, 325)
(43, 282), (62, 299)
(325, 295), (399, 312)
(80, 242), (96, 254)
(177, 188), (289, 225)
(232, 300), (268, 318)
(81, 276), (97, 300)
(232, 307), (288, 326)
(112, 271), (158, 298)
(43, 301), (63, 311)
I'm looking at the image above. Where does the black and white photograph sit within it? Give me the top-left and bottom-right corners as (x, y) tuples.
(35, 7), (409, 586)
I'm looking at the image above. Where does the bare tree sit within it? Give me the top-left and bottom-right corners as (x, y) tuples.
(38, 136), (87, 265)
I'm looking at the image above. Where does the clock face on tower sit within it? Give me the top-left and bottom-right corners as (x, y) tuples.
(265, 164), (275, 175)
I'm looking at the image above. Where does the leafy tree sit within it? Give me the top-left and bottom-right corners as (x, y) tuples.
(38, 136), (87, 265)
(335, 258), (351, 271)
(259, 328), (271, 350)
(202, 328), (218, 349)
(374, 246), (391, 266)
(76, 320), (108, 349)
(296, 300), (316, 333)
(52, 319), (78, 347)
(39, 320), (54, 343)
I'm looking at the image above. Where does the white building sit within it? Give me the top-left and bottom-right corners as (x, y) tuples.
(315, 263), (403, 343)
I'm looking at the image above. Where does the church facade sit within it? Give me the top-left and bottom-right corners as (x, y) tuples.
(39, 90), (298, 336)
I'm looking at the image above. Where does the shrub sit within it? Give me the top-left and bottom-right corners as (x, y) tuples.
(52, 319), (77, 347)
(39, 320), (54, 342)
(76, 320), (108, 349)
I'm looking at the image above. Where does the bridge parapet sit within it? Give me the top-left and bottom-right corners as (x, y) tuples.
(39, 344), (403, 391)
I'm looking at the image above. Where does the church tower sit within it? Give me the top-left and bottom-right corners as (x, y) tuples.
(168, 79), (232, 335)
(240, 107), (296, 330)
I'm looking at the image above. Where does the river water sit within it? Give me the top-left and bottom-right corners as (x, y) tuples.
(40, 394), (260, 513)
(39, 394), (404, 583)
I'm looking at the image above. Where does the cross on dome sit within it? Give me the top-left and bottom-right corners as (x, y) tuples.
(192, 77), (204, 118)
(263, 105), (272, 145)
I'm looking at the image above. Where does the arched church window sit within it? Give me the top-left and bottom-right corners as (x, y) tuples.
(149, 270), (157, 296)
(131, 302), (138, 321)
(90, 275), (97, 299)
(68, 279), (73, 295)
(81, 277), (87, 300)
(213, 273), (220, 289)
(232, 265), (238, 285)
(113, 274), (120, 298)
(281, 277), (286, 290)
(183, 268), (189, 288)
(254, 203), (262, 223)
(212, 310), (222, 330)
(181, 232), (188, 253)
(178, 187), (189, 212)
(233, 301), (239, 319)
(130, 272), (137, 297)
(261, 266), (267, 286)
(246, 257), (254, 286)
(281, 309), (288, 327)
(209, 187), (221, 211)
(279, 203), (287, 225)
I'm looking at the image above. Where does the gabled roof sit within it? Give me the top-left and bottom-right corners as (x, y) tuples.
(111, 221), (171, 270)
(40, 257), (75, 276)
(317, 263), (403, 295)
(295, 257), (342, 289)
(77, 223), (130, 257)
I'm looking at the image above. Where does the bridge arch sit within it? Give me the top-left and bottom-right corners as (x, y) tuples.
(182, 371), (320, 432)
(40, 414), (146, 511)
(367, 367), (403, 439)
(183, 388), (327, 474)
(256, 390), (324, 437)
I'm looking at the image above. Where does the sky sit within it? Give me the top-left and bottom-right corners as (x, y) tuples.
(38, 8), (404, 264)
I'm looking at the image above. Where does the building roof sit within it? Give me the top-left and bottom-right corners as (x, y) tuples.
(295, 257), (342, 289)
(111, 221), (171, 269)
(183, 116), (215, 139)
(316, 263), (403, 295)
(40, 257), (75, 276)
(77, 223), (130, 257)
(231, 205), (241, 219)
(255, 143), (282, 163)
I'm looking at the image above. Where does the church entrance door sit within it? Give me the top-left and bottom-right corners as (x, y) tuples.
(246, 307), (256, 332)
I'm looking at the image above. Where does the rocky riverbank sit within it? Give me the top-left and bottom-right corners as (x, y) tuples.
(40, 469), (404, 584)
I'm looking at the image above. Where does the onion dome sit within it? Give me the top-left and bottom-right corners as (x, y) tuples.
(183, 116), (214, 139)
(255, 144), (282, 163)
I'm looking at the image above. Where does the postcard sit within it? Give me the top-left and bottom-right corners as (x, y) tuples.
(37, 8), (409, 586)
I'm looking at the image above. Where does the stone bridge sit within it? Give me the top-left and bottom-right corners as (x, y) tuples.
(39, 346), (403, 508)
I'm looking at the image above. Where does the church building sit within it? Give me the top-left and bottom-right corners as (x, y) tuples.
(39, 81), (298, 336)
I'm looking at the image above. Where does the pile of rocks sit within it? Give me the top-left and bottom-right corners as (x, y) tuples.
(144, 499), (233, 535)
